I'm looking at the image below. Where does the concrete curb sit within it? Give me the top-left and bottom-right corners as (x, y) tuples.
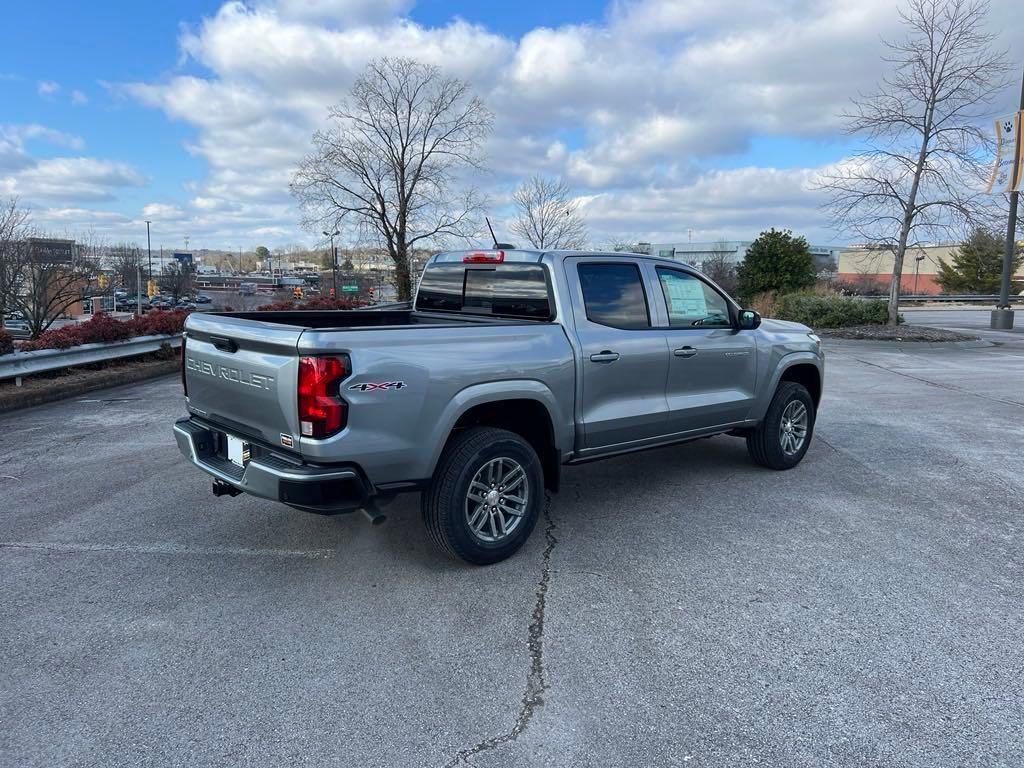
(0, 359), (179, 414)
(822, 338), (993, 351)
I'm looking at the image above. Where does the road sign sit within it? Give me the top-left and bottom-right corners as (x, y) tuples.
(341, 285), (359, 292)
(173, 252), (194, 264)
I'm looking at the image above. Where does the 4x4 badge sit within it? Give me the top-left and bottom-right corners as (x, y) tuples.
(348, 381), (406, 392)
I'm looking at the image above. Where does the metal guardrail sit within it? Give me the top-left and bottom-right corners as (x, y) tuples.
(890, 295), (1024, 304)
(0, 333), (182, 385)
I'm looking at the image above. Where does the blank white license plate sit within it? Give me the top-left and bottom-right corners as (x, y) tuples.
(226, 435), (251, 468)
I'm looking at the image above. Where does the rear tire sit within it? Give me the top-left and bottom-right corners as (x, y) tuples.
(746, 381), (815, 470)
(422, 427), (543, 565)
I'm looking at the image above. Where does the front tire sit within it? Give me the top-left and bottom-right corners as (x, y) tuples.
(746, 381), (815, 470)
(422, 427), (543, 565)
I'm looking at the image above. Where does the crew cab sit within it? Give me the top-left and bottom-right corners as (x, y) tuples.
(174, 249), (824, 564)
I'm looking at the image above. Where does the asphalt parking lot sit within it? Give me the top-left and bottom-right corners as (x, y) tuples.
(2, 316), (1023, 767)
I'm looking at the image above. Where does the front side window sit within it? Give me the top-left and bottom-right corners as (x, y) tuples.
(577, 263), (650, 329)
(656, 268), (732, 328)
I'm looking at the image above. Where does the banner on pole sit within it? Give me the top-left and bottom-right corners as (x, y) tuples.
(986, 112), (1023, 193)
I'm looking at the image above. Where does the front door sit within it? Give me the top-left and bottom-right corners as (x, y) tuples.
(654, 266), (758, 432)
(568, 259), (670, 450)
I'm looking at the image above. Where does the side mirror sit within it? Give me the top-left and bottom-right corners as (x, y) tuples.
(738, 309), (761, 330)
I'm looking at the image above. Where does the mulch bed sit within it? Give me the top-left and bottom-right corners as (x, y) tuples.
(818, 324), (977, 342)
(0, 353), (179, 413)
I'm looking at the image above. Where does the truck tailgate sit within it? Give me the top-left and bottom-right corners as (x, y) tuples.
(183, 314), (303, 448)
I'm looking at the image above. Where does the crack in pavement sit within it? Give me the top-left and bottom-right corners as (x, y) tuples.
(443, 496), (559, 768)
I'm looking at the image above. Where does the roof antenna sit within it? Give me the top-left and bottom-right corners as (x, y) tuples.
(485, 216), (498, 249)
(485, 216), (517, 250)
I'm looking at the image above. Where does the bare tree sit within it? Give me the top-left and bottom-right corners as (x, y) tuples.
(291, 58), (493, 301)
(159, 261), (193, 302)
(509, 175), (587, 249)
(109, 242), (147, 293)
(0, 198), (31, 319)
(11, 235), (97, 337)
(700, 240), (739, 297)
(818, 0), (1009, 324)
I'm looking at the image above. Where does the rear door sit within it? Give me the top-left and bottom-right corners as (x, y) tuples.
(183, 314), (303, 449)
(653, 266), (757, 432)
(565, 257), (670, 449)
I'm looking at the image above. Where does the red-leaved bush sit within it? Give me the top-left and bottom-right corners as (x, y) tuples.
(0, 329), (13, 356)
(254, 296), (368, 312)
(19, 311), (190, 352)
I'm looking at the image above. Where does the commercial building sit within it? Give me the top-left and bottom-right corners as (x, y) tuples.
(649, 241), (843, 271)
(837, 243), (1024, 295)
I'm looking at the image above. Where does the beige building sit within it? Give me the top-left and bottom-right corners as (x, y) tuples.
(838, 243), (1024, 295)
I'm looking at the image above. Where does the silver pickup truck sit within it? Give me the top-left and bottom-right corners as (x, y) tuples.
(174, 249), (824, 564)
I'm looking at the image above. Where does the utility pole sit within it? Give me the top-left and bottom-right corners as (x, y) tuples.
(238, 246), (242, 274)
(323, 229), (340, 297)
(993, 65), (1024, 330)
(145, 220), (152, 279)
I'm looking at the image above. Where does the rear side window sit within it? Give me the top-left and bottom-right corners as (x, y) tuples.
(577, 263), (650, 329)
(415, 264), (552, 319)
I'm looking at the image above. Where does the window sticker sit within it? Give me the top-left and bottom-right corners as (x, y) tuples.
(663, 274), (707, 318)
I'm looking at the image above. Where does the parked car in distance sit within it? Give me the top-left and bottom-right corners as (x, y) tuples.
(194, 294), (213, 304)
(3, 318), (30, 333)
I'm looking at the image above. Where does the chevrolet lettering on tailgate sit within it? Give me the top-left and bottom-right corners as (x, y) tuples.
(186, 357), (275, 390)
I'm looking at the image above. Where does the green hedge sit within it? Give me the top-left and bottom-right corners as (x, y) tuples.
(775, 293), (893, 327)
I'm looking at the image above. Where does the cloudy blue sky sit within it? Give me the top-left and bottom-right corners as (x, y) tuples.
(1, 0), (1022, 252)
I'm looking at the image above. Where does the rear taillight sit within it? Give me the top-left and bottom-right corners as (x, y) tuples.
(298, 356), (349, 438)
(180, 336), (188, 396)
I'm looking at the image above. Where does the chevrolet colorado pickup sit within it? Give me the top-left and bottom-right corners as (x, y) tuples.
(174, 249), (824, 564)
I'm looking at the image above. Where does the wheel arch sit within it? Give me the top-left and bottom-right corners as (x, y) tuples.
(754, 352), (823, 421)
(427, 382), (568, 492)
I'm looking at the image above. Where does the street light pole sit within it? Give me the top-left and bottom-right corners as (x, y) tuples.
(323, 229), (340, 297)
(993, 65), (1024, 330)
(145, 220), (152, 280)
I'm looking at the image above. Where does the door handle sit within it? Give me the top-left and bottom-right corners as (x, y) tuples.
(590, 351), (620, 363)
(210, 335), (238, 353)
(673, 346), (698, 358)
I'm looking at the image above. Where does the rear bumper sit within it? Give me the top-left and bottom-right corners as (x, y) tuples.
(173, 417), (371, 514)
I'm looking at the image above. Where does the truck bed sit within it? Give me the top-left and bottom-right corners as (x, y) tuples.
(181, 309), (576, 479)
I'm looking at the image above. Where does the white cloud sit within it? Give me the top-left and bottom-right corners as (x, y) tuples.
(37, 80), (60, 97)
(71, 89), (89, 105)
(0, 124), (87, 174)
(142, 202), (187, 220)
(2, 124), (85, 151)
(2, 157), (145, 202)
